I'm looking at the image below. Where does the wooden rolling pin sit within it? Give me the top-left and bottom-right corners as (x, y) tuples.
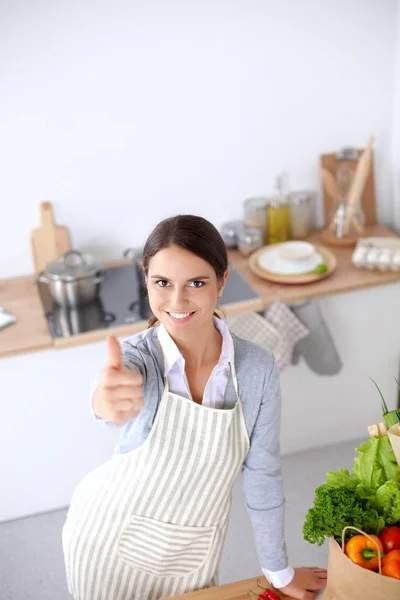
(342, 135), (374, 234)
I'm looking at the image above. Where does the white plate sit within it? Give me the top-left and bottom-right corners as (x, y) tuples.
(257, 246), (323, 275)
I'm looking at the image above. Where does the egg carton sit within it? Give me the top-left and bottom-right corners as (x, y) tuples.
(351, 237), (400, 271)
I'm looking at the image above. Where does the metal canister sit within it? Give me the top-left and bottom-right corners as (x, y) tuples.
(238, 227), (264, 257)
(243, 197), (268, 243)
(219, 220), (244, 249)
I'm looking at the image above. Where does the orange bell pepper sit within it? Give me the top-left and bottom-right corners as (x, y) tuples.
(382, 549), (400, 567)
(382, 560), (400, 580)
(345, 534), (384, 571)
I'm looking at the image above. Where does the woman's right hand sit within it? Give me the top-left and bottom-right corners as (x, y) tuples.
(92, 335), (144, 424)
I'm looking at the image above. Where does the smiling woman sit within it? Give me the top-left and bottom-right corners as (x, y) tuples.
(62, 214), (327, 600)
(142, 215), (229, 330)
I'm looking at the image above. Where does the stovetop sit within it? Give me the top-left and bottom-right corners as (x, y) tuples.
(37, 262), (259, 339)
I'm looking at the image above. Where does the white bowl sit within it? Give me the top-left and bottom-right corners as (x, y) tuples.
(278, 241), (316, 261)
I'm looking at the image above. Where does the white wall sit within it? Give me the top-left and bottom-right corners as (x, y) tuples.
(0, 0), (398, 279)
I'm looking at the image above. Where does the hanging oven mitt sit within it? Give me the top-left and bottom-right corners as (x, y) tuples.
(290, 299), (342, 376)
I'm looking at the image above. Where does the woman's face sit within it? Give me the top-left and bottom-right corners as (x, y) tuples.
(146, 245), (228, 335)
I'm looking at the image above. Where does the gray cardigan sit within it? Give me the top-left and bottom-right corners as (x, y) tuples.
(99, 326), (288, 572)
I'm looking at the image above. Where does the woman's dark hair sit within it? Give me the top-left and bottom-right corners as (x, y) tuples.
(142, 215), (228, 327)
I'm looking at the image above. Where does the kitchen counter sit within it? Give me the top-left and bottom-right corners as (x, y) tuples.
(229, 224), (400, 305)
(0, 259), (264, 359)
(164, 576), (292, 599)
(1, 225), (398, 360)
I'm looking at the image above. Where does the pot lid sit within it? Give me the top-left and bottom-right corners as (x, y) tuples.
(44, 251), (101, 281)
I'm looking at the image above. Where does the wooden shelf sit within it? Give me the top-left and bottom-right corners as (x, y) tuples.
(228, 225), (400, 307)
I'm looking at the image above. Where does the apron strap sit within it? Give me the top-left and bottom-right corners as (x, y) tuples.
(228, 361), (240, 400)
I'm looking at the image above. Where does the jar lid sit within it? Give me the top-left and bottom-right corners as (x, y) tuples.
(268, 195), (288, 208)
(244, 197), (268, 209)
(239, 227), (263, 242)
(44, 251), (101, 281)
(288, 191), (314, 205)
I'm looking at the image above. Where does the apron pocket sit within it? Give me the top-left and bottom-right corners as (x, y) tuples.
(118, 514), (216, 577)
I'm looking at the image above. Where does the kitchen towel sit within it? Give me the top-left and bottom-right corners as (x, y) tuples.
(290, 299), (342, 376)
(227, 312), (281, 354)
(264, 301), (310, 371)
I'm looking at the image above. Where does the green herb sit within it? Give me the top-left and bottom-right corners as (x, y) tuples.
(302, 484), (385, 546)
(314, 263), (328, 275)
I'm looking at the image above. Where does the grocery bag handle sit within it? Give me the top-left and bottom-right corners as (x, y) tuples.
(341, 526), (382, 575)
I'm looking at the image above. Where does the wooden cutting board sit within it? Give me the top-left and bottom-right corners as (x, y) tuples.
(31, 202), (71, 272)
(164, 575), (294, 599)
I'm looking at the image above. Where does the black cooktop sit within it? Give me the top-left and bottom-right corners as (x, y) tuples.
(37, 262), (259, 339)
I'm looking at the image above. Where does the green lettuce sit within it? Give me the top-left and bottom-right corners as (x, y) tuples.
(375, 480), (400, 525)
(325, 468), (359, 488)
(353, 436), (400, 488)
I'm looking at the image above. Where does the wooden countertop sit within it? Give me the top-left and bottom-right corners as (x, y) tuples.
(0, 259), (263, 360)
(0, 275), (53, 358)
(164, 575), (293, 599)
(228, 224), (400, 305)
(1, 225), (399, 360)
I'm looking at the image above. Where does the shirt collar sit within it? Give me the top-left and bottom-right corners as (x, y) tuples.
(157, 317), (234, 377)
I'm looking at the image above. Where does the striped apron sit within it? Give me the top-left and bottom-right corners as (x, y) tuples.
(62, 362), (250, 600)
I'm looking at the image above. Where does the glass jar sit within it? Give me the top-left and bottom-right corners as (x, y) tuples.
(220, 220), (244, 249)
(267, 197), (290, 244)
(327, 201), (365, 239)
(288, 191), (316, 239)
(238, 227), (264, 257)
(243, 197), (268, 242)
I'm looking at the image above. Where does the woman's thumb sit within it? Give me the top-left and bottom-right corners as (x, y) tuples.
(106, 335), (123, 369)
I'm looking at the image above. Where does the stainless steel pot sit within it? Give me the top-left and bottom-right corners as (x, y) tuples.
(38, 250), (103, 307)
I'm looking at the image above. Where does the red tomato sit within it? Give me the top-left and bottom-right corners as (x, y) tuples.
(382, 549), (400, 567)
(379, 526), (400, 554)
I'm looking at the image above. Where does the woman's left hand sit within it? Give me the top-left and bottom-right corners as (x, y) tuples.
(279, 567), (327, 600)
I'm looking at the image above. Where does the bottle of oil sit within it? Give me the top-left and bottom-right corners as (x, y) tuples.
(267, 175), (290, 244)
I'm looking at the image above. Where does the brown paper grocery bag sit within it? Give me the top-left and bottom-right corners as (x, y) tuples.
(323, 532), (400, 600)
(388, 423), (400, 466)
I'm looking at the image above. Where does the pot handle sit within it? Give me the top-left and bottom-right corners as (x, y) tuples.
(123, 247), (144, 267)
(341, 526), (383, 575)
(37, 271), (49, 284)
(61, 250), (85, 265)
(123, 248), (134, 258)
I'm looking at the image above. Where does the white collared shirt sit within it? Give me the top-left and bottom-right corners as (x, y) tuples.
(157, 317), (295, 590)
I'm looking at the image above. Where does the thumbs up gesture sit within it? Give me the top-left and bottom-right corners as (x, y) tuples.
(92, 336), (144, 424)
